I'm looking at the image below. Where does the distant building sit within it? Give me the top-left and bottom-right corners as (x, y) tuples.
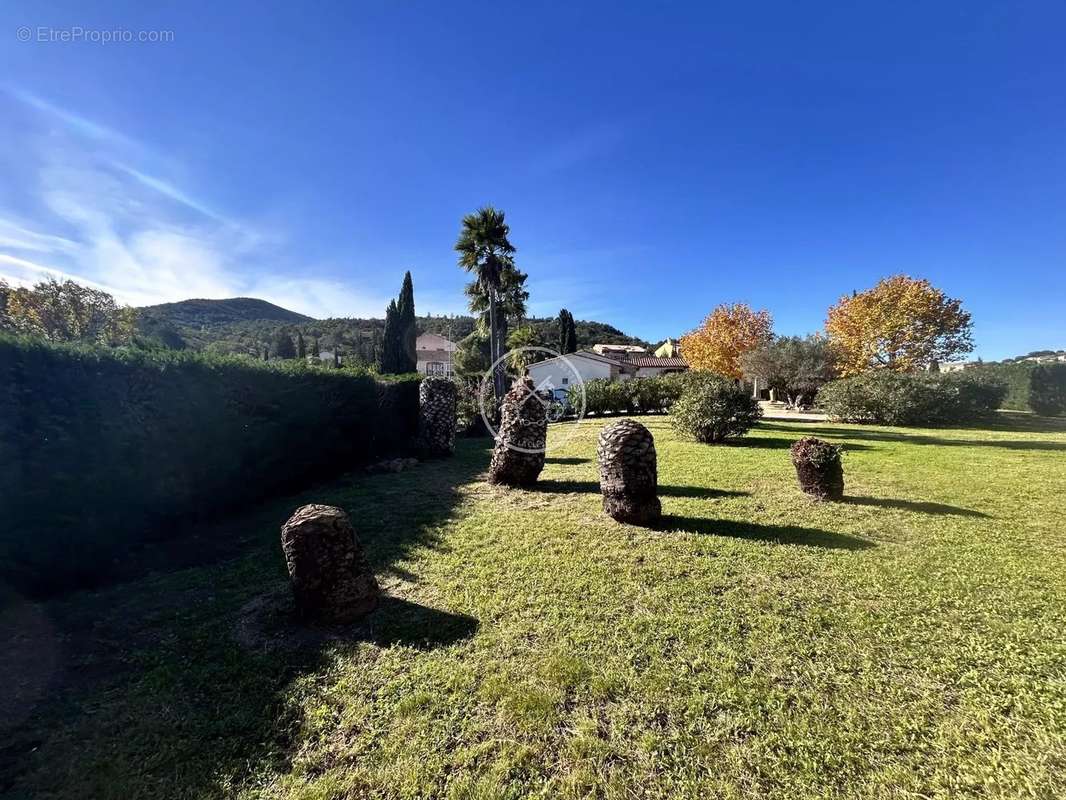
(654, 338), (681, 358)
(1019, 352), (1066, 364)
(527, 349), (688, 395)
(416, 333), (457, 377)
(591, 343), (647, 359)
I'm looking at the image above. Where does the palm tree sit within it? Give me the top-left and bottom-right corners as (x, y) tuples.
(463, 260), (529, 341)
(455, 206), (517, 402)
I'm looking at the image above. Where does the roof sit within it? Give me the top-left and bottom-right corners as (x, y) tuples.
(592, 343), (648, 355)
(632, 356), (688, 368)
(416, 333), (457, 351)
(528, 350), (638, 369)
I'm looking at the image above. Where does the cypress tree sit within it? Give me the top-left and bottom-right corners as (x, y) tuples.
(379, 300), (399, 373)
(558, 309), (577, 354)
(296, 331), (307, 359)
(396, 271), (417, 373)
(273, 329), (297, 359)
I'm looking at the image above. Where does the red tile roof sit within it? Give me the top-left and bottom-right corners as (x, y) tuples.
(631, 356), (688, 368)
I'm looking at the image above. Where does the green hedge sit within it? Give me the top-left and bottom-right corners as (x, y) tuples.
(818, 370), (1006, 426)
(966, 362), (1034, 411)
(568, 375), (687, 416)
(0, 336), (420, 595)
(964, 362), (1065, 415)
(1029, 363), (1066, 416)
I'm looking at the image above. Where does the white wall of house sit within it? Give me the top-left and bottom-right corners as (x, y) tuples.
(527, 353), (617, 393)
(416, 333), (457, 377)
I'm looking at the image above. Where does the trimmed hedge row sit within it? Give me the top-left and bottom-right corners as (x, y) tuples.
(0, 336), (420, 595)
(967, 361), (1066, 416)
(818, 371), (1006, 426)
(569, 375), (688, 416)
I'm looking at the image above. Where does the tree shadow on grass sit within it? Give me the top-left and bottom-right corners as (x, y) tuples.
(845, 496), (989, 518)
(756, 422), (1066, 452)
(544, 456), (592, 465)
(363, 596), (479, 650)
(728, 436), (874, 451)
(3, 441), (493, 797)
(657, 514), (876, 551)
(531, 479), (748, 500)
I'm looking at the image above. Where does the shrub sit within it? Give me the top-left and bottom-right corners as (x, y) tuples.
(1029, 364), (1066, 416)
(967, 362), (1034, 411)
(0, 336), (420, 596)
(818, 371), (1006, 426)
(790, 437), (844, 500)
(568, 374), (689, 417)
(670, 373), (762, 443)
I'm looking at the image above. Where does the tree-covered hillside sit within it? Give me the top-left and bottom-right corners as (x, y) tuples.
(140, 297), (311, 328)
(135, 297), (650, 366)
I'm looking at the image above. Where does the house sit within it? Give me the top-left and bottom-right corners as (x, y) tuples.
(416, 332), (457, 377)
(526, 349), (688, 395)
(654, 338), (681, 358)
(628, 354), (688, 378)
(592, 343), (647, 359)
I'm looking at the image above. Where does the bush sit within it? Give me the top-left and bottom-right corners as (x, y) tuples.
(568, 374), (689, 417)
(790, 437), (844, 500)
(0, 336), (420, 596)
(670, 373), (762, 443)
(818, 371), (1006, 426)
(1029, 364), (1066, 416)
(967, 362), (1034, 411)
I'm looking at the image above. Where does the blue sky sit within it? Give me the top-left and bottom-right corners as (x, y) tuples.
(1, 2), (1064, 359)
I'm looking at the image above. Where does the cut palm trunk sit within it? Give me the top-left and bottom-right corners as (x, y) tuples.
(488, 377), (547, 486)
(597, 419), (661, 525)
(790, 437), (844, 500)
(418, 376), (458, 457)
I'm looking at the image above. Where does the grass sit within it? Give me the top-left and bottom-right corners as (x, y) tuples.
(4, 414), (1066, 799)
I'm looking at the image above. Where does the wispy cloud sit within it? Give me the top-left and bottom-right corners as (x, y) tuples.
(110, 162), (231, 225)
(5, 86), (135, 148)
(528, 123), (626, 174)
(0, 87), (388, 317)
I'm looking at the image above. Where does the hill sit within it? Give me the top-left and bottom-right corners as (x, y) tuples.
(139, 297), (312, 329)
(136, 297), (651, 365)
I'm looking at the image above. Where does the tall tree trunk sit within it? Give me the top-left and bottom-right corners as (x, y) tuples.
(488, 289), (504, 402)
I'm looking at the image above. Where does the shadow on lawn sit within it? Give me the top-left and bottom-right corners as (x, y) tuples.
(757, 422), (1066, 452)
(731, 436), (874, 451)
(658, 515), (875, 550)
(845, 496), (989, 518)
(3, 442), (492, 797)
(531, 479), (748, 500)
(544, 456), (592, 465)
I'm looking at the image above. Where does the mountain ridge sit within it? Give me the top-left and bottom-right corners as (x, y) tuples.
(137, 296), (652, 362)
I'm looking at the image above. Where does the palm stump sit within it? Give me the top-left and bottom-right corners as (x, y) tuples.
(488, 378), (547, 486)
(790, 437), (844, 501)
(597, 419), (661, 526)
(280, 504), (380, 623)
(418, 376), (458, 457)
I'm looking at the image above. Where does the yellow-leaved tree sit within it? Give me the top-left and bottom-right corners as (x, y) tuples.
(680, 303), (773, 379)
(825, 275), (973, 376)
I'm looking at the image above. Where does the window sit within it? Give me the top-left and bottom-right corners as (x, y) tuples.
(426, 362), (445, 376)
(562, 377), (569, 385)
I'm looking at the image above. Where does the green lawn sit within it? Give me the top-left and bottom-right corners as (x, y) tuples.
(5, 415), (1066, 799)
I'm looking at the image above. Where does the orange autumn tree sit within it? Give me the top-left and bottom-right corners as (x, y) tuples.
(680, 303), (773, 379)
(825, 275), (973, 376)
